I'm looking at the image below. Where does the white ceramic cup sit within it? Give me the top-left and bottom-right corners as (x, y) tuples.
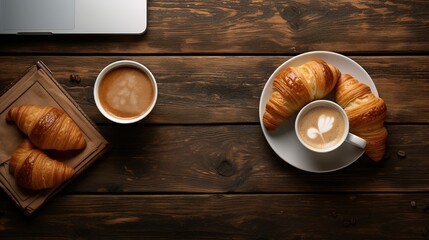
(295, 100), (366, 153)
(94, 60), (158, 124)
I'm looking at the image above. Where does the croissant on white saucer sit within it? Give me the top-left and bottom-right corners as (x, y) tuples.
(335, 74), (388, 161)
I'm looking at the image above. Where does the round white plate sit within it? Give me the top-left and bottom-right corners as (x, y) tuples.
(259, 51), (378, 173)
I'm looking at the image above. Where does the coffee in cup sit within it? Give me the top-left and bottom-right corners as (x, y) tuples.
(94, 60), (158, 124)
(295, 100), (366, 153)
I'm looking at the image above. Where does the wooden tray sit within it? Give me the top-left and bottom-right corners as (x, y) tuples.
(0, 61), (109, 215)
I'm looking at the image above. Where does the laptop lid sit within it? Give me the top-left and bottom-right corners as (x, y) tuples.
(0, 0), (147, 34)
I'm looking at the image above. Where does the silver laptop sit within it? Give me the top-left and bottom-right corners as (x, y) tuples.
(0, 0), (147, 34)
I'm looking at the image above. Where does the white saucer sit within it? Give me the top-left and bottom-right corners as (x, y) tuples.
(259, 51), (379, 173)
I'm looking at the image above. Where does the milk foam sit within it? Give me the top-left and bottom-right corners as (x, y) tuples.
(298, 106), (345, 150)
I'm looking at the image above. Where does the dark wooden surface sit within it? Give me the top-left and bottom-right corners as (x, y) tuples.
(1, 1), (429, 239)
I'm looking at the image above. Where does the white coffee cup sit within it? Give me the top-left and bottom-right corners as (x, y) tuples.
(295, 100), (366, 153)
(94, 60), (158, 124)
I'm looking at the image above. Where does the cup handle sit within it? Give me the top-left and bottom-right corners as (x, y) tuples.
(345, 133), (367, 149)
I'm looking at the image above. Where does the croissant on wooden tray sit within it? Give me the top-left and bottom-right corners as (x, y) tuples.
(335, 74), (388, 161)
(9, 139), (75, 190)
(7, 105), (86, 150)
(263, 59), (341, 130)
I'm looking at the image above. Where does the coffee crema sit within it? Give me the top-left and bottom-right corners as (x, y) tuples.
(297, 106), (345, 150)
(98, 66), (155, 120)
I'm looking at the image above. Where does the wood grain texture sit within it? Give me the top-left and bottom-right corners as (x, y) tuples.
(1, 193), (428, 239)
(0, 56), (427, 124)
(0, 0), (427, 238)
(0, 0), (428, 54)
(57, 125), (428, 193)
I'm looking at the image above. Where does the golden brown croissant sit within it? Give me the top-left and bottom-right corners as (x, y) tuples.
(6, 105), (86, 150)
(335, 74), (388, 161)
(263, 59), (341, 130)
(9, 139), (75, 190)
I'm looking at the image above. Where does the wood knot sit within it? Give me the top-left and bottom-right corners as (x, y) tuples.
(216, 160), (235, 177)
(278, 3), (304, 30)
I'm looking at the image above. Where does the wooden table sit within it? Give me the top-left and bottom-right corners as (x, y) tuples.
(1, 1), (428, 239)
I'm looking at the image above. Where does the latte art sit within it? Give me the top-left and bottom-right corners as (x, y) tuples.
(307, 114), (335, 141)
(297, 106), (345, 150)
(98, 66), (155, 120)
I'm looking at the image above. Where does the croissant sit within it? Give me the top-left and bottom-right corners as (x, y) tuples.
(263, 59), (341, 130)
(9, 139), (75, 190)
(6, 105), (86, 150)
(335, 74), (388, 161)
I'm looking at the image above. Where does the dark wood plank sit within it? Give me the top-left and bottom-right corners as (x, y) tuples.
(0, 1), (428, 54)
(0, 56), (427, 124)
(1, 193), (428, 239)
(61, 125), (428, 193)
